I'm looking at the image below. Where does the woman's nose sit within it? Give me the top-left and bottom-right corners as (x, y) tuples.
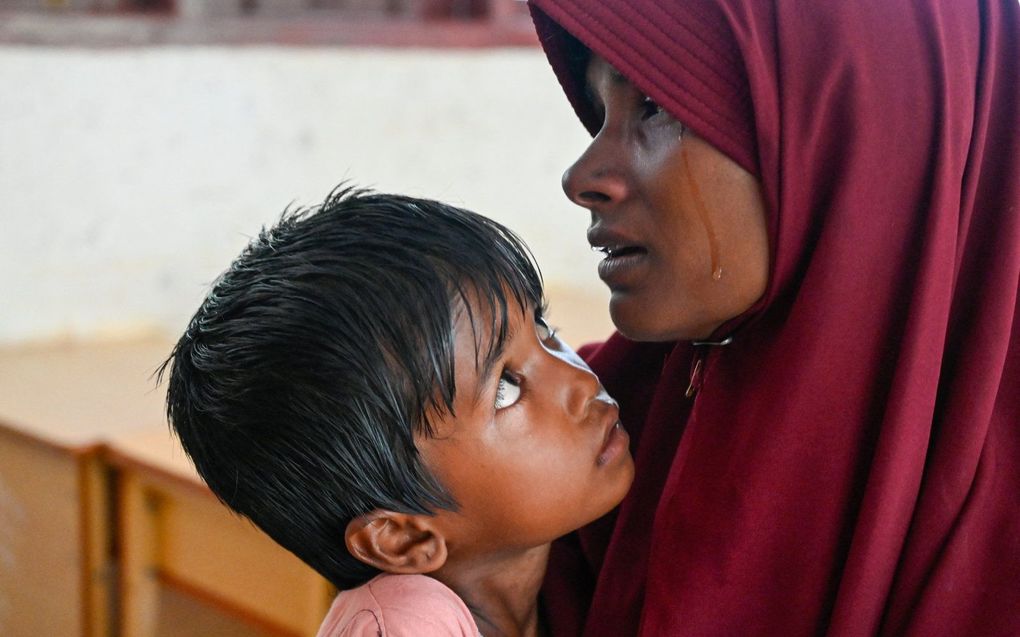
(561, 133), (629, 209)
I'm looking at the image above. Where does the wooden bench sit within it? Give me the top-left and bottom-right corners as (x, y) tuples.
(0, 339), (332, 637)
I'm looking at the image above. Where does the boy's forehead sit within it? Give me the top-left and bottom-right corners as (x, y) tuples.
(415, 292), (529, 439)
(452, 291), (539, 403)
(453, 290), (532, 366)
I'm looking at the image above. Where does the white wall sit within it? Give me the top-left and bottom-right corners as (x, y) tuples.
(0, 46), (614, 347)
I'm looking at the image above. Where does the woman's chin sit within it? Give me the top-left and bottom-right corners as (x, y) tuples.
(609, 295), (710, 343)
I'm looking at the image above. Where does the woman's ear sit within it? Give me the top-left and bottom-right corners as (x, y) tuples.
(345, 510), (448, 574)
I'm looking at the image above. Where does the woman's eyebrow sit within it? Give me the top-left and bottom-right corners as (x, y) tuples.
(583, 83), (605, 119)
(608, 65), (628, 84)
(583, 63), (629, 118)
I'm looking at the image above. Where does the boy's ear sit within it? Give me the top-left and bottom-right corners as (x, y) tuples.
(345, 510), (448, 574)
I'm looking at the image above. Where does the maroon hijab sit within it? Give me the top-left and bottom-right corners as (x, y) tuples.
(530, 1), (1020, 635)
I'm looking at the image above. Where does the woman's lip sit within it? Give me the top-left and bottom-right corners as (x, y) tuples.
(596, 248), (649, 286)
(598, 420), (629, 466)
(586, 226), (644, 256)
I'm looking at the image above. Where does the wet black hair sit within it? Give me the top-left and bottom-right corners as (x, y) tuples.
(160, 185), (544, 589)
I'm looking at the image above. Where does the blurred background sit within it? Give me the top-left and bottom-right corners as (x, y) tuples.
(0, 0), (612, 349)
(0, 2), (613, 636)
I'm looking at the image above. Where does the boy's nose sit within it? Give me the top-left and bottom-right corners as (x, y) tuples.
(551, 348), (606, 421)
(562, 133), (630, 210)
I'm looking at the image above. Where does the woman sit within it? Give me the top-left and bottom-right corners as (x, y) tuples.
(528, 1), (1019, 635)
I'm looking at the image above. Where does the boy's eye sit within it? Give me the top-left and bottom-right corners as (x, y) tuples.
(536, 317), (558, 343)
(494, 371), (522, 410)
(640, 95), (665, 121)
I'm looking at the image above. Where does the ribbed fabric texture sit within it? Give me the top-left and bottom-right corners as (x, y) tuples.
(530, 0), (758, 176)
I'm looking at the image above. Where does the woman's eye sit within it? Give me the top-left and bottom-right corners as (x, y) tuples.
(494, 371), (522, 410)
(640, 95), (665, 121)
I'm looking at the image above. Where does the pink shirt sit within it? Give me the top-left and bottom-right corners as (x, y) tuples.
(316, 574), (481, 637)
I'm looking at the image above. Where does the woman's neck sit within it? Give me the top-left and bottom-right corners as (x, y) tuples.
(434, 543), (550, 637)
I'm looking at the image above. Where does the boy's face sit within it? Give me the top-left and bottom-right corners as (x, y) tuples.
(417, 294), (634, 560)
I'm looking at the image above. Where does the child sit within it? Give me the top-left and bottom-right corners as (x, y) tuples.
(161, 186), (634, 636)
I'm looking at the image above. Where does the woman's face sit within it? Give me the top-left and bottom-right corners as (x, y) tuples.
(562, 55), (769, 342)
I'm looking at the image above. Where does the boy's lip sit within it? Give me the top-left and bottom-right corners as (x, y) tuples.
(596, 402), (628, 466)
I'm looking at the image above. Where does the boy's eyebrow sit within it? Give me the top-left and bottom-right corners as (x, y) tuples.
(473, 319), (517, 402)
